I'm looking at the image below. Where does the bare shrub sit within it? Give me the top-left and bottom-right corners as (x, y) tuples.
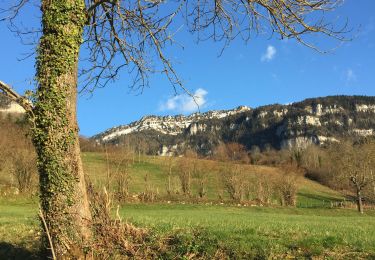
(177, 157), (193, 196)
(273, 166), (300, 206)
(249, 145), (261, 164)
(197, 175), (207, 199)
(194, 161), (211, 199)
(221, 165), (246, 201)
(79, 136), (102, 152)
(104, 146), (134, 201)
(164, 156), (175, 195)
(115, 169), (131, 201)
(255, 175), (274, 205)
(213, 143), (229, 162)
(0, 117), (37, 194)
(12, 149), (37, 193)
(214, 142), (249, 163)
(276, 176), (298, 206)
(290, 148), (304, 167)
(139, 174), (158, 202)
(256, 148), (290, 166)
(184, 149), (198, 159)
(226, 143), (248, 162)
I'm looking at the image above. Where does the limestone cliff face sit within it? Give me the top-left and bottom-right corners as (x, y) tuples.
(93, 96), (375, 154)
(0, 93), (25, 115)
(94, 106), (250, 142)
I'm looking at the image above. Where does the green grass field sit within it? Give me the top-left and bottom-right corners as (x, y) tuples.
(120, 204), (375, 258)
(1, 152), (374, 259)
(1, 199), (374, 259)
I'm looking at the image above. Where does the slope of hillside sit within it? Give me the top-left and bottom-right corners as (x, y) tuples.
(1, 153), (373, 259)
(81, 152), (346, 206)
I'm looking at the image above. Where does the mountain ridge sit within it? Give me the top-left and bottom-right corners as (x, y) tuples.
(93, 105), (251, 142)
(92, 95), (375, 155)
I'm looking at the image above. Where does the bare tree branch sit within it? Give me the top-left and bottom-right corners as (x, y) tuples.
(2, 0), (351, 96)
(79, 0), (350, 94)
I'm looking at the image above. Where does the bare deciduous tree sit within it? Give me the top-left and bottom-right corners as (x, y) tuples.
(107, 147), (133, 201)
(329, 139), (375, 214)
(139, 173), (158, 202)
(178, 157), (193, 196)
(0, 0), (350, 256)
(194, 160), (211, 199)
(164, 156), (175, 195)
(255, 175), (273, 204)
(274, 172), (298, 206)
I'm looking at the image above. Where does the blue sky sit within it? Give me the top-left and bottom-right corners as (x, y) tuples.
(0, 0), (374, 137)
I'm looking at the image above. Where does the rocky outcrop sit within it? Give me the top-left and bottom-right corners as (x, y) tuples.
(93, 96), (375, 154)
(94, 106), (251, 142)
(0, 93), (25, 115)
(0, 102), (25, 114)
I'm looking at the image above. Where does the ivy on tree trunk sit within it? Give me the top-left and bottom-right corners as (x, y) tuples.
(34, 0), (92, 256)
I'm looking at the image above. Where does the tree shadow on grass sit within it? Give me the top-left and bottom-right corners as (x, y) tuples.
(298, 192), (343, 202)
(0, 242), (40, 260)
(297, 192), (345, 208)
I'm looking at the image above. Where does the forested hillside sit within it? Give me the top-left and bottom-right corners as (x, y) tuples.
(94, 95), (375, 155)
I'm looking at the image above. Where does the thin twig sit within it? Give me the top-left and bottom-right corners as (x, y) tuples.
(39, 208), (57, 260)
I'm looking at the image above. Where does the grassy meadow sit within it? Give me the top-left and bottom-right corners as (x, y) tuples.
(81, 152), (345, 204)
(1, 152), (375, 259)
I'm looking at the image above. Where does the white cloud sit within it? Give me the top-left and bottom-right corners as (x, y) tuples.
(346, 69), (357, 82)
(160, 88), (208, 113)
(261, 45), (276, 62)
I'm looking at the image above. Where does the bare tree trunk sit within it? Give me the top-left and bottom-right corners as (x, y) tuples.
(167, 159), (173, 194)
(167, 174), (171, 194)
(356, 188), (364, 214)
(34, 0), (91, 256)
